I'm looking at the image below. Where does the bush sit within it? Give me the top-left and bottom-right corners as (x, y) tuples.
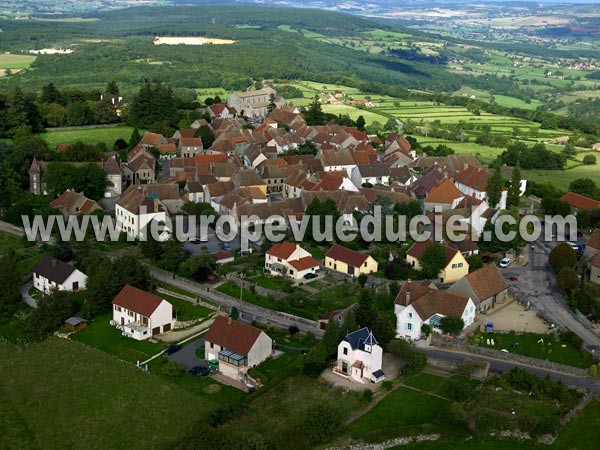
(583, 154), (597, 165)
(549, 243), (577, 272)
(444, 377), (475, 402)
(381, 380), (394, 391)
(589, 364), (598, 376)
(362, 389), (373, 403)
(301, 403), (342, 445)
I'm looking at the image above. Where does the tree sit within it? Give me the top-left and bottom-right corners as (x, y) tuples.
(322, 318), (340, 357)
(549, 243), (577, 272)
(371, 314), (395, 350)
(129, 127), (141, 148)
(301, 342), (328, 376)
(466, 254), (483, 271)
(267, 93), (277, 115)
(569, 178), (598, 199)
(357, 273), (368, 287)
(421, 323), (432, 337)
(339, 308), (357, 338)
(66, 101), (94, 126)
(556, 267), (578, 293)
(583, 154), (597, 165)
(230, 306), (239, 320)
(420, 242), (447, 279)
(507, 163), (522, 208)
(179, 254), (217, 281)
(0, 162), (22, 209)
(105, 80), (120, 95)
(356, 115), (366, 132)
(439, 316), (464, 335)
(128, 82), (178, 128)
(301, 403), (342, 445)
(355, 290), (377, 329)
(41, 82), (62, 104)
(195, 125), (215, 149)
(19, 290), (75, 342)
(304, 95), (324, 125)
(0, 250), (22, 319)
(486, 163), (504, 208)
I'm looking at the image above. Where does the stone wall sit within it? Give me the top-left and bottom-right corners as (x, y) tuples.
(430, 334), (588, 377)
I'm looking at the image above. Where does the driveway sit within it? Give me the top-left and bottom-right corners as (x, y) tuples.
(21, 281), (37, 308)
(167, 338), (206, 371)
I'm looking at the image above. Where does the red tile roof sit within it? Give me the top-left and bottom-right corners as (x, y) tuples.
(455, 165), (490, 192)
(112, 285), (166, 317)
(586, 229), (600, 251)
(289, 256), (319, 271)
(561, 192), (600, 212)
(326, 244), (370, 267)
(204, 315), (264, 356)
(266, 242), (297, 260)
(462, 264), (508, 301)
(424, 179), (463, 204)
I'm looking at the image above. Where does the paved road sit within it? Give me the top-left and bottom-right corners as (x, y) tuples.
(502, 239), (600, 354)
(167, 338), (205, 371)
(148, 266), (324, 337)
(420, 347), (600, 392)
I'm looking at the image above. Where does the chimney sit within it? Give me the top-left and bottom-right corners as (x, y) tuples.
(52, 259), (58, 270)
(228, 316), (232, 325)
(405, 290), (410, 307)
(153, 198), (159, 212)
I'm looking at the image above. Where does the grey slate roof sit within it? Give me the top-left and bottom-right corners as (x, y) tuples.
(344, 327), (378, 351)
(32, 255), (77, 284)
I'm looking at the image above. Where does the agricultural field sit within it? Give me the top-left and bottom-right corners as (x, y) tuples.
(0, 338), (213, 450)
(0, 53), (36, 75)
(40, 125), (138, 149)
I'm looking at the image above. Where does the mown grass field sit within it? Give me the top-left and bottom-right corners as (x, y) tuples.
(0, 338), (212, 450)
(40, 125), (138, 149)
(0, 53), (36, 69)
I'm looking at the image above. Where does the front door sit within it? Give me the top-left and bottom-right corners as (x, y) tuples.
(342, 362), (348, 374)
(72, 281), (79, 291)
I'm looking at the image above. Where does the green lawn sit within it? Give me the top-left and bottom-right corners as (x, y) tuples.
(157, 292), (213, 322)
(469, 331), (595, 368)
(0, 338), (216, 450)
(216, 281), (315, 320)
(247, 274), (291, 291)
(404, 373), (447, 392)
(346, 387), (450, 442)
(70, 313), (165, 362)
(40, 125), (139, 149)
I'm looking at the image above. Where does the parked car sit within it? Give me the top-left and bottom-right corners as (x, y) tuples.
(189, 238), (201, 244)
(222, 243), (231, 251)
(164, 344), (182, 355)
(303, 273), (318, 280)
(499, 258), (511, 269)
(568, 242), (579, 251)
(188, 366), (210, 377)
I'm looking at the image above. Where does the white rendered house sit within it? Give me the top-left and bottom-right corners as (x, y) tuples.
(334, 328), (385, 383)
(264, 242), (319, 280)
(32, 255), (87, 295)
(394, 281), (476, 341)
(112, 285), (174, 341)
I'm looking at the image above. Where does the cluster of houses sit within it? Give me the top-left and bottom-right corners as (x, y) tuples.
(25, 87), (558, 388)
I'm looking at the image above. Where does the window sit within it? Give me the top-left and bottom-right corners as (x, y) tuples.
(452, 263), (464, 269)
(408, 312), (412, 318)
(406, 323), (412, 331)
(343, 347), (348, 355)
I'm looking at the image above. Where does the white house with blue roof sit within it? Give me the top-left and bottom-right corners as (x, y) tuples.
(334, 327), (385, 384)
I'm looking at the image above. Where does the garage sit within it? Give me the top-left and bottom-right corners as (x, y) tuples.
(152, 326), (160, 336)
